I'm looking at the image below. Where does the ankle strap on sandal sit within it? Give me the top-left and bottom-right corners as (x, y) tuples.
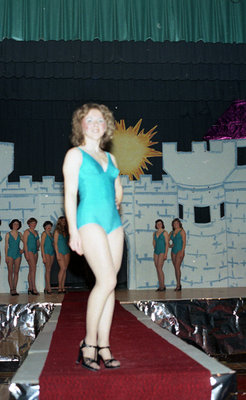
(82, 341), (97, 349)
(98, 345), (110, 350)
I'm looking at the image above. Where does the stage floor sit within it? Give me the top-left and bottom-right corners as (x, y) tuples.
(0, 286), (245, 305)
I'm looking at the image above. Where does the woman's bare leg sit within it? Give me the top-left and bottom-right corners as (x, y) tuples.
(28, 271), (32, 291)
(7, 258), (14, 291)
(45, 255), (54, 291)
(60, 254), (70, 290)
(13, 257), (21, 291)
(171, 253), (177, 285)
(175, 252), (184, 287)
(78, 224), (123, 369)
(172, 252), (183, 288)
(154, 253), (165, 288)
(57, 255), (67, 290)
(97, 226), (124, 365)
(28, 252), (38, 292)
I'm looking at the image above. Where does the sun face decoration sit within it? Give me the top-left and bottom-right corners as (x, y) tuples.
(111, 119), (162, 180)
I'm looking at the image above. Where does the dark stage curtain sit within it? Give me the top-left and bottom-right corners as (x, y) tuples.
(1, 39), (245, 181)
(1, 39), (246, 72)
(0, 0), (245, 43)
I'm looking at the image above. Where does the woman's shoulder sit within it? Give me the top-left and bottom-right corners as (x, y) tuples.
(64, 147), (83, 165)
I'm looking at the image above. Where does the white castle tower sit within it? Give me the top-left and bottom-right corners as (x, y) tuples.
(163, 140), (246, 288)
(223, 139), (246, 287)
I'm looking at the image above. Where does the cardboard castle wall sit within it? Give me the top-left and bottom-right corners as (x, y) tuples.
(0, 139), (246, 292)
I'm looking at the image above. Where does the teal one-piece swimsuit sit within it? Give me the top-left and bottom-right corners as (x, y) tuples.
(57, 234), (70, 255)
(27, 230), (39, 254)
(77, 149), (122, 234)
(44, 234), (55, 256)
(7, 232), (21, 259)
(170, 230), (183, 254)
(154, 232), (166, 255)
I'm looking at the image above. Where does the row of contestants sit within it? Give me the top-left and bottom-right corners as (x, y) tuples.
(4, 216), (70, 295)
(153, 218), (186, 291)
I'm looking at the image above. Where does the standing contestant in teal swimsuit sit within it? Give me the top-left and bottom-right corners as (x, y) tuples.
(63, 103), (124, 371)
(23, 217), (40, 295)
(153, 219), (169, 291)
(54, 216), (70, 294)
(41, 221), (55, 294)
(169, 218), (186, 291)
(5, 219), (23, 295)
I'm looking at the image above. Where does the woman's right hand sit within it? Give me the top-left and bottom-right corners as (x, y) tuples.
(69, 230), (83, 255)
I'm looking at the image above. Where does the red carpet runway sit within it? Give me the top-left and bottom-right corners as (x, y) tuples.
(39, 292), (211, 399)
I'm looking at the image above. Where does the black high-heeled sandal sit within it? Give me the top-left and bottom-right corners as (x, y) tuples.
(174, 285), (182, 291)
(156, 287), (166, 292)
(76, 341), (99, 372)
(97, 346), (120, 369)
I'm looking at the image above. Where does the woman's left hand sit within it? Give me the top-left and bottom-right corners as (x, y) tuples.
(69, 230), (83, 256)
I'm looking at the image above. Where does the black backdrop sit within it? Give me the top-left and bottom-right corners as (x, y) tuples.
(1, 39), (246, 182)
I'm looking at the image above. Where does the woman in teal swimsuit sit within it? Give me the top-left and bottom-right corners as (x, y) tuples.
(54, 216), (70, 294)
(5, 219), (23, 295)
(153, 219), (169, 291)
(23, 217), (40, 295)
(169, 218), (186, 291)
(63, 103), (124, 371)
(41, 221), (55, 294)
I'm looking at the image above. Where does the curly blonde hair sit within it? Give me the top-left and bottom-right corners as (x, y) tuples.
(70, 103), (115, 148)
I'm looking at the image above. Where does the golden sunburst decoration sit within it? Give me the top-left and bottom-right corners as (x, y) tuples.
(111, 119), (162, 180)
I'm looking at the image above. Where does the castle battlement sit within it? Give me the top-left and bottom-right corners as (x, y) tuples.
(0, 176), (63, 194)
(162, 141), (236, 187)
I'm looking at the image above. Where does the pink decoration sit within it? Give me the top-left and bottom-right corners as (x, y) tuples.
(204, 100), (246, 140)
